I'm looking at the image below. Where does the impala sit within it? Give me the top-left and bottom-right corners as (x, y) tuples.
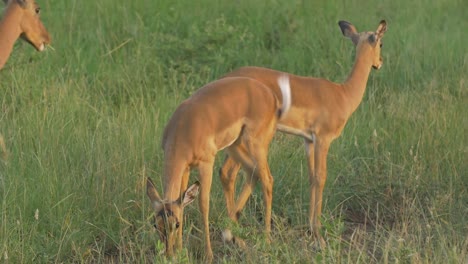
(0, 0), (51, 70)
(146, 76), (291, 261)
(219, 20), (387, 247)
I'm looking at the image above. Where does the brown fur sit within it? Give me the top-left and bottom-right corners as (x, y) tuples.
(0, 0), (50, 69)
(219, 20), (387, 248)
(146, 76), (291, 262)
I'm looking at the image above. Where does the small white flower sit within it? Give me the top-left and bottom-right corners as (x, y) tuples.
(35, 209), (39, 221)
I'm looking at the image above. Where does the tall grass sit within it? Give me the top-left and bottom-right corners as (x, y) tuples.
(1, 0), (466, 263)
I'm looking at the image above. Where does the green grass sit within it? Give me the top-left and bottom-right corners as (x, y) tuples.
(1, 0), (466, 263)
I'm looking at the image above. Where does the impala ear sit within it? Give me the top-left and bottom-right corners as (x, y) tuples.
(146, 178), (162, 202)
(181, 181), (200, 207)
(16, 0), (27, 7)
(1, 0), (25, 8)
(10, 0), (30, 8)
(338, 20), (359, 45)
(375, 20), (387, 40)
(146, 177), (164, 211)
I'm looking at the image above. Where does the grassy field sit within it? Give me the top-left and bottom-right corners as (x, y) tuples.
(1, 0), (466, 263)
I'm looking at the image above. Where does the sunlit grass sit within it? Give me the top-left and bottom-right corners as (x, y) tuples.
(0, 0), (466, 262)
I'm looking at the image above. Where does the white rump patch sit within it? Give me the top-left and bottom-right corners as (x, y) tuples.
(277, 75), (292, 119)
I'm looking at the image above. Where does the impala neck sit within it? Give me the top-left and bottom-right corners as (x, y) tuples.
(343, 46), (373, 114)
(164, 179), (182, 202)
(162, 155), (184, 202)
(0, 4), (23, 70)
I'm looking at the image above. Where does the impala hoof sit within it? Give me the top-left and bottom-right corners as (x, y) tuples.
(222, 229), (233, 243)
(222, 229), (247, 249)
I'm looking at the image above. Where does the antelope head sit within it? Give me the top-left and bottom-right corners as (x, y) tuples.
(146, 178), (199, 256)
(339, 20), (387, 70)
(3, 0), (51, 51)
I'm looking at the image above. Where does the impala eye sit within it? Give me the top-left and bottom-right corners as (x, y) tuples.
(35, 7), (41, 14)
(380, 43), (383, 48)
(175, 222), (180, 229)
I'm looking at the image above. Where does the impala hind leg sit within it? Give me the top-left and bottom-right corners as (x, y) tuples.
(225, 142), (257, 222)
(249, 147), (274, 241)
(231, 136), (275, 241)
(219, 155), (241, 220)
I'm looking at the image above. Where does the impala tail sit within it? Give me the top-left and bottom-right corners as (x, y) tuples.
(277, 75), (292, 120)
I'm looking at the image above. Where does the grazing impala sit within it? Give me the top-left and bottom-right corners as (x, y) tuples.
(219, 20), (387, 247)
(146, 76), (291, 261)
(0, 0), (51, 70)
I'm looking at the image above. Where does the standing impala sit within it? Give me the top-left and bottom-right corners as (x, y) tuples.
(0, 0), (51, 70)
(146, 76), (291, 261)
(219, 20), (387, 247)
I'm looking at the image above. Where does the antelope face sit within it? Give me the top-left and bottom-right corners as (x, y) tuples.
(152, 203), (183, 256)
(367, 20), (387, 70)
(364, 30), (385, 70)
(17, 0), (51, 51)
(339, 20), (387, 70)
(146, 178), (199, 257)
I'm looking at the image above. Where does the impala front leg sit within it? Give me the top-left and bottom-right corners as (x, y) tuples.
(177, 167), (191, 250)
(310, 137), (330, 248)
(198, 160), (215, 262)
(305, 138), (315, 227)
(226, 142), (257, 222)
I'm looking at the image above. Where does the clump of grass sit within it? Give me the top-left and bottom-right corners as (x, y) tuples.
(0, 134), (7, 163)
(0, 0), (466, 263)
